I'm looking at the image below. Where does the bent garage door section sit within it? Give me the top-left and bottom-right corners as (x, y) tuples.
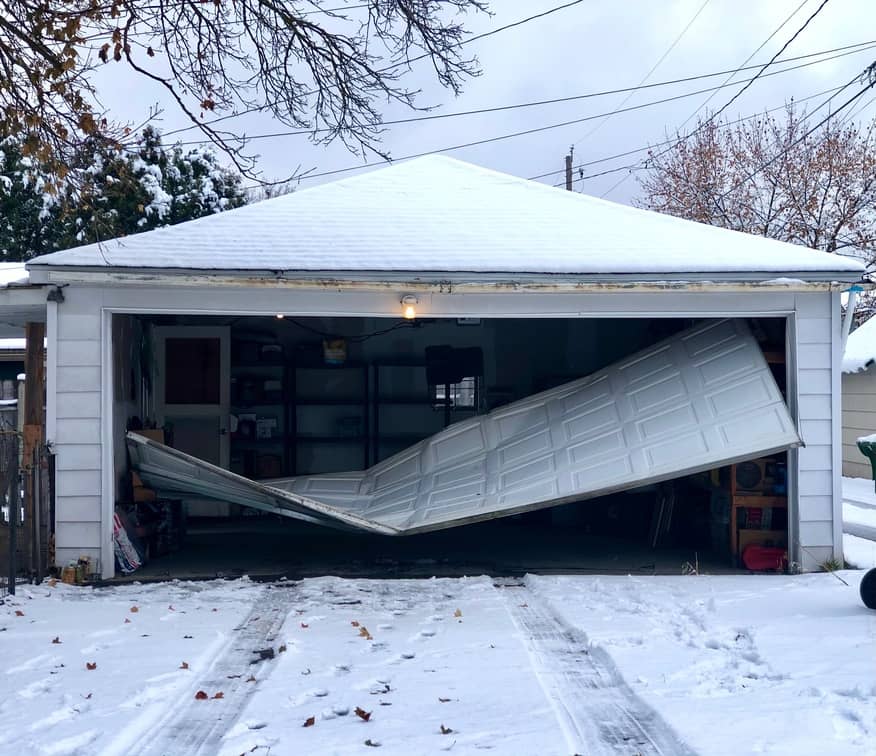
(128, 319), (801, 534)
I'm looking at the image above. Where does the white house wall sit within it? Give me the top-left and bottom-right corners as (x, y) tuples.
(47, 284), (842, 576)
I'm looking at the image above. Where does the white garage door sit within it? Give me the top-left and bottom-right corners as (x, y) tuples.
(129, 319), (801, 535)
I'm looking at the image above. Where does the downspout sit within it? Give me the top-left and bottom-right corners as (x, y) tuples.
(841, 285), (862, 353)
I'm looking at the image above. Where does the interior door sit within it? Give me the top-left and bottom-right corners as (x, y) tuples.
(154, 325), (230, 516)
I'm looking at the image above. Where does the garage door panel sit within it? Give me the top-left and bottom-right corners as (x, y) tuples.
(130, 318), (801, 535)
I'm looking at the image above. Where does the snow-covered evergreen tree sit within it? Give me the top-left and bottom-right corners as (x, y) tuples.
(0, 127), (247, 260)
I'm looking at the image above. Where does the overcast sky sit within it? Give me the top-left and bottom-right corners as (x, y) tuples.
(92, 0), (876, 205)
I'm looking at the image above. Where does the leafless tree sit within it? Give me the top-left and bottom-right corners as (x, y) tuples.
(0, 0), (488, 191)
(637, 104), (876, 265)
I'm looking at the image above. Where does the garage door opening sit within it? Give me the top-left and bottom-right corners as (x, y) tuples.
(110, 314), (794, 579)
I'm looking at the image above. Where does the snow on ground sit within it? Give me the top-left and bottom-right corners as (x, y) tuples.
(1, 572), (874, 756)
(0, 579), (263, 756)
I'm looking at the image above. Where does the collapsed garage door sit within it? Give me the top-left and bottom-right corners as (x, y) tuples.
(129, 319), (800, 535)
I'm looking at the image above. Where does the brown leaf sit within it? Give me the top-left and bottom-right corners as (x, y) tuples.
(212, 692), (224, 699)
(48, 578), (57, 587)
(130, 606), (139, 613)
(453, 609), (462, 618)
(14, 610), (24, 617)
(354, 706), (372, 722)
(147, 46), (155, 57)
(303, 716), (315, 728)
(86, 662), (97, 670)
(246, 675), (256, 683)
(438, 697), (451, 703)
(124, 618), (131, 624)
(179, 662), (189, 670)
(51, 636), (61, 644)
(351, 620), (360, 627)
(195, 690), (208, 700)
(278, 644), (287, 654)
(358, 626), (372, 640)
(440, 724), (454, 735)
(300, 623), (309, 629)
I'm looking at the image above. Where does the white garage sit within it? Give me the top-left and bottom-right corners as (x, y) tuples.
(22, 156), (866, 578)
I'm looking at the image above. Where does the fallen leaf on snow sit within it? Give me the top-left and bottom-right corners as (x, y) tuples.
(183, 635), (193, 639)
(124, 618), (131, 624)
(300, 623), (309, 629)
(48, 578), (57, 587)
(440, 724), (454, 735)
(82, 693), (92, 699)
(358, 626), (373, 640)
(195, 691), (209, 700)
(51, 636), (61, 644)
(86, 662), (97, 670)
(246, 675), (256, 683)
(453, 609), (462, 618)
(303, 716), (315, 728)
(438, 697), (451, 703)
(168, 605), (175, 611)
(179, 662), (189, 670)
(355, 707), (372, 722)
(212, 692), (224, 699)
(351, 620), (360, 627)
(130, 606), (139, 613)
(278, 644), (287, 653)
(364, 739), (381, 747)
(14, 610), (24, 617)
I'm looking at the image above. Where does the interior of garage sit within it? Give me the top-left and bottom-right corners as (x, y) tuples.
(109, 313), (791, 579)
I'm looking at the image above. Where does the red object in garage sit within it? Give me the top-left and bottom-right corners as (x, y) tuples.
(741, 545), (786, 571)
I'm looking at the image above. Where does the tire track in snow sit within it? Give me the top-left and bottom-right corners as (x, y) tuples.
(502, 584), (697, 756)
(131, 584), (297, 756)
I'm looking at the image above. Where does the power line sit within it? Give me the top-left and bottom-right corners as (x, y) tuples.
(177, 39), (876, 157)
(716, 74), (872, 200)
(572, 0), (712, 147)
(600, 0), (834, 199)
(709, 0), (833, 124)
(162, 0), (588, 139)
(528, 83), (846, 182)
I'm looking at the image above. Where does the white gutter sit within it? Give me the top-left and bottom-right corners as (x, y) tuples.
(842, 285), (862, 353)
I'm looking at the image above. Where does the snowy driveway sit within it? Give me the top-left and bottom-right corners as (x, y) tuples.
(1, 573), (874, 755)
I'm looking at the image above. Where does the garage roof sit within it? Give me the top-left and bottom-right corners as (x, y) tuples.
(27, 155), (865, 281)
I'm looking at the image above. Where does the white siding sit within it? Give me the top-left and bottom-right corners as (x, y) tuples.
(794, 292), (839, 570)
(51, 287), (103, 571)
(47, 284), (841, 575)
(841, 368), (876, 479)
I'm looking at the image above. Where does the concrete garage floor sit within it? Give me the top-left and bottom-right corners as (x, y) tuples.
(120, 512), (738, 582)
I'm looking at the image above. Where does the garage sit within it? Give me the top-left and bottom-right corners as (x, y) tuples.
(23, 155), (865, 578)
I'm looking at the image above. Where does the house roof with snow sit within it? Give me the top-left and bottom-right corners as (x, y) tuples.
(843, 315), (876, 373)
(27, 156), (866, 283)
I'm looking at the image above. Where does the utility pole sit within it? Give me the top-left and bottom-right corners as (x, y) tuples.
(564, 146), (574, 191)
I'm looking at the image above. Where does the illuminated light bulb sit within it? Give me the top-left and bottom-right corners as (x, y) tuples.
(400, 295), (418, 320)
(276, 313), (285, 319)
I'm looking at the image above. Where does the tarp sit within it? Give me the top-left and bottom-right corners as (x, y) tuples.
(128, 319), (802, 535)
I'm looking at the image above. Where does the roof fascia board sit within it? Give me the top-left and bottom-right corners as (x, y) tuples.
(30, 267), (868, 292)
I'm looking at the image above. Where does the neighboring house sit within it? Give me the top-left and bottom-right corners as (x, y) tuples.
(842, 315), (876, 479)
(0, 156), (866, 578)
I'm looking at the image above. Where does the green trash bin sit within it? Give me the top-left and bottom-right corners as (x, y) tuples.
(856, 434), (876, 492)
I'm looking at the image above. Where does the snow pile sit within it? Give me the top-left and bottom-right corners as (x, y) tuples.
(842, 315), (876, 373)
(842, 476), (876, 568)
(0, 263), (28, 288)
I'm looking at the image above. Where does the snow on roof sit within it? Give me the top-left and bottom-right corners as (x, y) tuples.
(843, 314), (876, 373)
(0, 263), (29, 288)
(27, 156), (865, 279)
(0, 338), (24, 352)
